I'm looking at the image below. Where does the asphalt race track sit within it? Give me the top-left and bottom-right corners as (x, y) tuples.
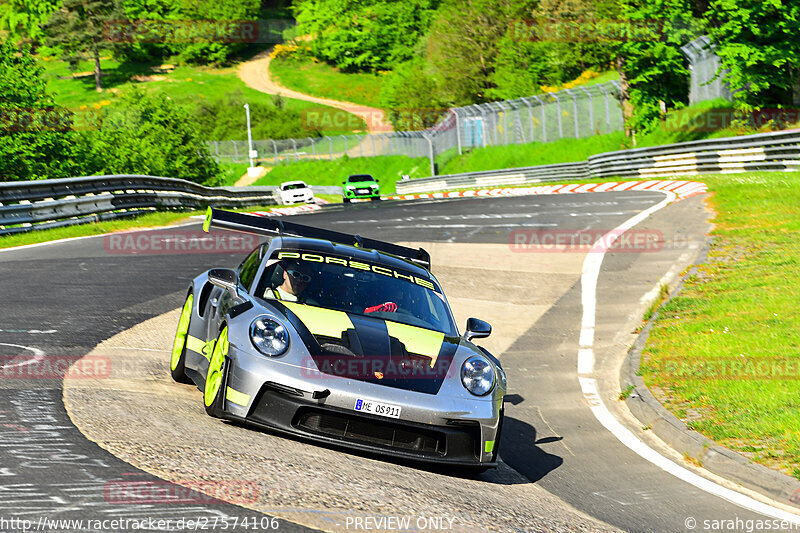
(0, 192), (788, 532)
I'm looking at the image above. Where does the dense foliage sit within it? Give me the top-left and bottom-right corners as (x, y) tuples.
(0, 39), (220, 183)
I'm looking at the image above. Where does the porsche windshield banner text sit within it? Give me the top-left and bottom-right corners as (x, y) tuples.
(276, 251), (436, 290)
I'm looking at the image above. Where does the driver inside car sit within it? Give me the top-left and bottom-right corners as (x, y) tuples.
(264, 260), (313, 303)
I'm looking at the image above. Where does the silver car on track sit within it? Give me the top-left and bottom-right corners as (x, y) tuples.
(170, 208), (506, 469)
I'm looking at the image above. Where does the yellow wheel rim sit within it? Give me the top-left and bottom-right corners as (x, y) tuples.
(171, 294), (193, 371)
(204, 327), (228, 407)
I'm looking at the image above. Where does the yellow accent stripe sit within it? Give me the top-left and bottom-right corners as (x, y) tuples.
(283, 302), (354, 338)
(385, 322), (444, 367)
(226, 387), (251, 406)
(186, 335), (214, 361)
(485, 440), (495, 453)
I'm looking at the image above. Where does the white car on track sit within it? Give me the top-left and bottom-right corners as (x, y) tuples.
(278, 181), (315, 205)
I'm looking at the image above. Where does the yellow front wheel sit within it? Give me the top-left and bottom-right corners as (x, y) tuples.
(170, 293), (193, 383)
(204, 326), (228, 418)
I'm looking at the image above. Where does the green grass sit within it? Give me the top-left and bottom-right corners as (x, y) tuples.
(217, 163), (251, 186)
(253, 155), (431, 194)
(0, 204), (280, 249)
(638, 172), (800, 479)
(438, 132), (629, 175)
(269, 56), (385, 109)
(40, 57), (367, 134)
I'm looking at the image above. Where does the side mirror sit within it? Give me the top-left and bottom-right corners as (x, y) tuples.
(208, 268), (241, 302)
(464, 317), (491, 342)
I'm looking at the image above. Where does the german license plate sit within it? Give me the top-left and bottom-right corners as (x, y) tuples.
(354, 398), (401, 419)
(357, 188), (369, 194)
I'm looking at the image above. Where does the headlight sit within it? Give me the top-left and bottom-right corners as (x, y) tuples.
(250, 316), (289, 357)
(461, 356), (495, 396)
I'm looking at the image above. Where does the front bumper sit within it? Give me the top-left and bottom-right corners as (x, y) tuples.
(222, 343), (501, 466)
(344, 187), (380, 199)
(233, 386), (492, 466)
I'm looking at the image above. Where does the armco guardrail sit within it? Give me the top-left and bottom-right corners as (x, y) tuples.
(395, 130), (800, 194)
(0, 175), (278, 236)
(394, 162), (589, 194)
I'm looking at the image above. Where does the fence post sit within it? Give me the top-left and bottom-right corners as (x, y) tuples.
(454, 109), (463, 155)
(522, 98), (533, 143)
(232, 141), (239, 163)
(271, 139), (278, 165)
(564, 89), (579, 138)
(531, 95), (546, 143)
(497, 102), (509, 145)
(552, 93), (563, 139)
(308, 137), (315, 158)
(341, 135), (348, 155)
(371, 134), (376, 156)
(598, 84), (611, 133)
(291, 138), (298, 161)
(325, 136), (332, 159)
(214, 141), (220, 163)
(579, 86), (594, 136)
(422, 134), (435, 176)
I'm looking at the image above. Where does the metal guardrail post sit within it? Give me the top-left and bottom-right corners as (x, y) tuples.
(422, 134), (435, 176)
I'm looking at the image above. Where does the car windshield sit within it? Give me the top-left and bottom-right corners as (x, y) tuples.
(348, 175), (374, 183)
(283, 183), (306, 190)
(257, 251), (457, 335)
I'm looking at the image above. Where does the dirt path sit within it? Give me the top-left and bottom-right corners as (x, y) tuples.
(238, 50), (392, 135)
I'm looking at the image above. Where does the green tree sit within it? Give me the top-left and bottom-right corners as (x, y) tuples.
(0, 38), (79, 181)
(294, 0), (440, 72)
(73, 88), (220, 184)
(426, 0), (518, 105)
(0, 0), (62, 42)
(380, 56), (447, 130)
(615, 0), (699, 137)
(707, 0), (800, 110)
(44, 0), (121, 91)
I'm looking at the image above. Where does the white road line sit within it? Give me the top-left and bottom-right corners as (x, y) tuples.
(0, 343), (45, 371)
(577, 191), (800, 523)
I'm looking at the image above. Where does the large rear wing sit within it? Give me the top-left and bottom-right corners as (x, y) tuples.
(203, 208), (431, 269)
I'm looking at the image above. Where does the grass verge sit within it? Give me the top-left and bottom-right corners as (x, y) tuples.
(269, 56), (385, 109)
(637, 172), (800, 480)
(41, 57), (367, 135)
(0, 205), (277, 250)
(253, 155), (431, 194)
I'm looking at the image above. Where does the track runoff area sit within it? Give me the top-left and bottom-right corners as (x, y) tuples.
(2, 181), (799, 532)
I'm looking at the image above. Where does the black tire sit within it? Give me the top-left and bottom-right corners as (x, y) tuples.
(343, 197), (351, 204)
(170, 293), (194, 384)
(371, 196), (381, 202)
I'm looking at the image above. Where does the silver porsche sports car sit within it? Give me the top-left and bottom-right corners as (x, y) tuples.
(170, 208), (506, 468)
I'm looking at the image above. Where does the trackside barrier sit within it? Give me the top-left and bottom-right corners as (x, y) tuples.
(395, 130), (800, 194)
(0, 175), (278, 236)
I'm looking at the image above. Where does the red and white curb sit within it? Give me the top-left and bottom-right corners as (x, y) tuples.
(387, 180), (708, 202)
